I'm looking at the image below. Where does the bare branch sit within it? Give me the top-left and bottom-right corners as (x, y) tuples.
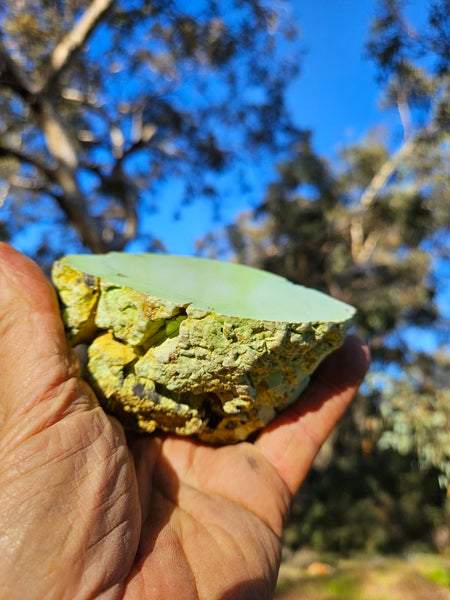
(359, 136), (416, 210)
(359, 121), (439, 212)
(0, 144), (54, 179)
(122, 125), (157, 161)
(0, 143), (105, 251)
(0, 181), (10, 208)
(397, 97), (413, 140)
(351, 136), (415, 263)
(40, 99), (79, 169)
(110, 124), (125, 159)
(43, 0), (116, 90)
(7, 177), (51, 194)
(350, 216), (364, 262)
(351, 217), (380, 264)
(52, 164), (106, 252)
(0, 37), (39, 99)
(0, 40), (80, 169)
(352, 123), (439, 263)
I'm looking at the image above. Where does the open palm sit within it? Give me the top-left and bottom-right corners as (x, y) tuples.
(0, 244), (369, 600)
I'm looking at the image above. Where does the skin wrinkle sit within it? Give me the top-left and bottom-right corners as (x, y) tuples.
(83, 518), (131, 556)
(132, 522), (195, 600)
(73, 441), (133, 521)
(275, 414), (322, 471)
(197, 445), (290, 536)
(129, 441), (159, 528)
(0, 463), (74, 512)
(140, 496), (255, 600)
(130, 487), (181, 589)
(177, 486), (248, 558)
(90, 471), (134, 521)
(0, 244), (81, 419)
(2, 454), (79, 533)
(20, 357), (84, 413)
(185, 473), (284, 543)
(1, 505), (73, 589)
(141, 462), (277, 600)
(164, 439), (292, 537)
(0, 355), (89, 447)
(160, 475), (280, 600)
(68, 547), (104, 600)
(62, 463), (138, 599)
(95, 582), (124, 600)
(3, 436), (128, 571)
(11, 379), (88, 445)
(176, 521), (201, 600)
(67, 502), (134, 600)
(0, 444), (77, 490)
(0, 400), (139, 599)
(203, 507), (273, 574)
(143, 484), (178, 530)
(245, 446), (292, 532)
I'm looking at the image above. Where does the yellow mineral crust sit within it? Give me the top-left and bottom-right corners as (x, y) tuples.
(52, 262), (99, 343)
(52, 257), (353, 444)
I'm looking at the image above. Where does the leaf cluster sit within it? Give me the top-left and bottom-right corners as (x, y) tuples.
(284, 448), (449, 554)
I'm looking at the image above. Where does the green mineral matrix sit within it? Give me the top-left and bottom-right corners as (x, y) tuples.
(52, 253), (356, 444)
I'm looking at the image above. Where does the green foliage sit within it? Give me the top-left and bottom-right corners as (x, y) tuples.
(424, 566), (450, 588)
(284, 450), (449, 554)
(379, 383), (450, 489)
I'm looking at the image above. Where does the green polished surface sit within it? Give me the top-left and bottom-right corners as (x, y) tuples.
(64, 252), (355, 323)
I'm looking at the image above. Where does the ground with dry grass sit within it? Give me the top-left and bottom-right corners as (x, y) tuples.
(275, 552), (450, 600)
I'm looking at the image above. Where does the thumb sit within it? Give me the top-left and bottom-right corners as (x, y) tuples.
(256, 334), (370, 496)
(0, 243), (92, 438)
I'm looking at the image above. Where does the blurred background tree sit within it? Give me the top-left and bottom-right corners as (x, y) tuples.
(200, 0), (450, 553)
(1, 0), (449, 555)
(0, 0), (298, 262)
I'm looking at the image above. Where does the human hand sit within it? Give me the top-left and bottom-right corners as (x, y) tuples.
(0, 243), (369, 600)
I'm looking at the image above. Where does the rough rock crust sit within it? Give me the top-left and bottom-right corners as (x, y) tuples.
(52, 259), (353, 444)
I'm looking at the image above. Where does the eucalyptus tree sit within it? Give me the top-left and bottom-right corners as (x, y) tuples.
(202, 0), (449, 494)
(0, 0), (298, 260)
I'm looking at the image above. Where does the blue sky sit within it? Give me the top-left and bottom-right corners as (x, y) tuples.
(289, 0), (431, 154)
(288, 0), (385, 156)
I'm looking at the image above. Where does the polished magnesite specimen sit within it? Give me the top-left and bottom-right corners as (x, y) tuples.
(52, 253), (355, 444)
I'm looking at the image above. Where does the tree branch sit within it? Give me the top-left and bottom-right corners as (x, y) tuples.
(0, 37), (38, 100)
(0, 145), (55, 179)
(351, 134), (416, 263)
(52, 164), (107, 252)
(0, 3), (123, 253)
(351, 123), (439, 263)
(359, 135), (416, 210)
(39, 99), (80, 169)
(397, 96), (413, 140)
(359, 121), (439, 211)
(0, 144), (105, 250)
(0, 38), (80, 170)
(42, 0), (116, 91)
